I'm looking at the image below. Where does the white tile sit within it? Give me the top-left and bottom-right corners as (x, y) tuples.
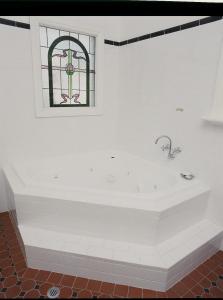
(87, 245), (114, 260)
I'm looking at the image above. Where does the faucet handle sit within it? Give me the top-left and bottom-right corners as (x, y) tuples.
(161, 144), (170, 151)
(173, 147), (182, 154)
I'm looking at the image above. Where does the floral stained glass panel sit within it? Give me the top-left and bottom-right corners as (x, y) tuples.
(40, 26), (96, 107)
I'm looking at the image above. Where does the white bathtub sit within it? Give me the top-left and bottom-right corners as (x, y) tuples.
(4, 150), (210, 245)
(4, 150), (223, 291)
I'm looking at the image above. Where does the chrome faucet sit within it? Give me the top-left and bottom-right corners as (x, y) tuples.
(155, 135), (181, 159)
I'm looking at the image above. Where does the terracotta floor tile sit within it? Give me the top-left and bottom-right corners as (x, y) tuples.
(24, 289), (40, 298)
(214, 265), (223, 276)
(60, 274), (76, 287)
(78, 290), (93, 298)
(196, 264), (210, 276)
(35, 270), (50, 282)
(216, 251), (223, 261)
(166, 289), (179, 298)
(206, 271), (219, 282)
(114, 284), (129, 297)
(209, 286), (223, 298)
(8, 239), (19, 249)
(39, 282), (53, 296)
(14, 260), (26, 272)
(98, 294), (112, 298)
(22, 268), (39, 280)
(5, 285), (21, 298)
(59, 286), (73, 298)
(142, 288), (156, 298)
(9, 246), (21, 255)
(3, 275), (17, 287)
(218, 278), (223, 289)
(189, 269), (204, 283)
(100, 282), (115, 295)
(21, 279), (36, 291)
(47, 272), (63, 285)
(210, 254), (222, 266)
(203, 293), (213, 298)
(87, 279), (102, 292)
(0, 251), (9, 260)
(199, 277), (211, 289)
(156, 291), (168, 298)
(128, 286), (142, 298)
(0, 239), (6, 247)
(11, 252), (24, 264)
(17, 268), (26, 277)
(0, 258), (12, 269)
(190, 284), (204, 297)
(182, 290), (195, 298)
(6, 234), (16, 243)
(181, 274), (197, 289)
(203, 258), (218, 271)
(169, 281), (189, 297)
(74, 277), (89, 289)
(1, 266), (15, 277)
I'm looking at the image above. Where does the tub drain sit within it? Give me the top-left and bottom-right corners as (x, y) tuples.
(47, 287), (60, 299)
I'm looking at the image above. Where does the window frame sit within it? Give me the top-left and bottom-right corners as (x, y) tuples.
(30, 17), (104, 118)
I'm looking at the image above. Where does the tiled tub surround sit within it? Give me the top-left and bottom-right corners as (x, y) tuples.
(1, 212), (223, 298)
(2, 150), (223, 291)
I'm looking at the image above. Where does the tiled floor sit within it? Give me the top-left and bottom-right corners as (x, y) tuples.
(0, 212), (223, 298)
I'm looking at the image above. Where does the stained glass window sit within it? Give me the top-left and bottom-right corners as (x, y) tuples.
(40, 26), (95, 107)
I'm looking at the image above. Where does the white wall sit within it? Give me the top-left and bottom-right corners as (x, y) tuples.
(116, 20), (223, 247)
(0, 16), (121, 211)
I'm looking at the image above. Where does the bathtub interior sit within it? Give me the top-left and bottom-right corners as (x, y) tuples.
(12, 150), (199, 196)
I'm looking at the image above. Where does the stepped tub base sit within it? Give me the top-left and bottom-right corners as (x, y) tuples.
(18, 221), (222, 292)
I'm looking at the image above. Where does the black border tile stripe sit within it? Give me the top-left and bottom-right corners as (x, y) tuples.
(0, 16), (222, 46)
(0, 17), (30, 29)
(180, 20), (200, 30)
(105, 16), (222, 46)
(104, 39), (115, 45)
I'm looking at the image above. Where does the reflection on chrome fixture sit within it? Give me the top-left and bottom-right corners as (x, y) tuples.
(180, 173), (194, 180)
(155, 135), (181, 159)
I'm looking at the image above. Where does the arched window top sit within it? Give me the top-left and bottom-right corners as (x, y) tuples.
(49, 35), (90, 59)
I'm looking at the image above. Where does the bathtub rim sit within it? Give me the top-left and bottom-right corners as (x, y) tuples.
(3, 162), (210, 213)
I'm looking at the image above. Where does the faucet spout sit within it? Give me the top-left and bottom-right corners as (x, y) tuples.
(155, 135), (172, 158)
(155, 135), (172, 146)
